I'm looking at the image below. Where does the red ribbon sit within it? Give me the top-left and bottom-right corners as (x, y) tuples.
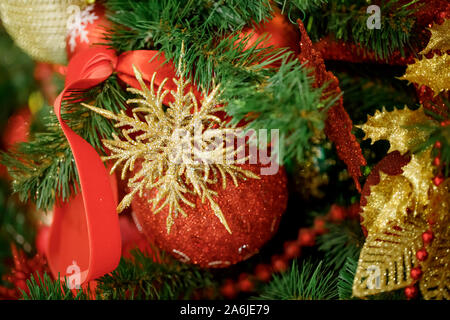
(47, 47), (190, 283)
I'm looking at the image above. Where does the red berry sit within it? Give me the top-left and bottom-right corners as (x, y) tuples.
(422, 230), (434, 245)
(416, 249), (428, 261)
(283, 241), (301, 259)
(434, 141), (441, 149)
(433, 175), (444, 186)
(404, 285), (419, 300)
(410, 267), (423, 280)
(298, 229), (315, 246)
(255, 264), (272, 282)
(271, 255), (288, 273)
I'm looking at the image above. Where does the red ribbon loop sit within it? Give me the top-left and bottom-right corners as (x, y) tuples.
(47, 46), (198, 284)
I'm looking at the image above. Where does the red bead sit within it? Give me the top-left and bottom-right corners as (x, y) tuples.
(283, 241), (301, 260)
(410, 267), (423, 280)
(404, 285), (419, 300)
(416, 249), (428, 261)
(237, 275), (254, 293)
(254, 264), (272, 282)
(422, 230), (434, 245)
(298, 229), (316, 247)
(329, 204), (347, 221)
(271, 255), (288, 273)
(433, 156), (441, 166)
(220, 280), (237, 299)
(313, 217), (327, 235)
(433, 175), (444, 186)
(434, 141), (442, 149)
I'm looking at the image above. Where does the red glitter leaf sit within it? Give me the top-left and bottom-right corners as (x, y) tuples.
(296, 20), (367, 191)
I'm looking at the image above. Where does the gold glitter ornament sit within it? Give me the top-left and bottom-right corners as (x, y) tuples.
(420, 19), (450, 54)
(0, 0), (88, 64)
(83, 55), (259, 234)
(353, 107), (450, 300)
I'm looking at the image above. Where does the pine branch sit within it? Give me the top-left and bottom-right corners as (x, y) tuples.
(96, 249), (216, 300)
(255, 260), (338, 300)
(337, 256), (357, 300)
(0, 76), (127, 210)
(21, 272), (89, 300)
(333, 67), (418, 124)
(300, 0), (420, 59)
(317, 219), (364, 271)
(105, 0), (287, 90)
(224, 57), (338, 164)
(275, 0), (327, 23)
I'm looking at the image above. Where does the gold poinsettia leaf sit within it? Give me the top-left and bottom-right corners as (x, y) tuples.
(400, 54), (450, 96)
(357, 107), (431, 154)
(361, 172), (415, 232)
(400, 150), (435, 216)
(355, 171), (426, 298)
(353, 213), (427, 297)
(420, 19), (450, 54)
(420, 179), (450, 300)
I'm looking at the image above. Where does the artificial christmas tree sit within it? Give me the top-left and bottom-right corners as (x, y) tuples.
(0, 0), (447, 302)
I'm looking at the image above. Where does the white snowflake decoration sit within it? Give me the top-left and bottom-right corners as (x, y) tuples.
(66, 4), (99, 53)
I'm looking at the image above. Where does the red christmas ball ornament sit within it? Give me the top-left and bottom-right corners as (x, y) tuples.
(131, 163), (288, 268)
(410, 267), (423, 280)
(2, 108), (32, 150)
(35, 225), (50, 257)
(416, 248), (428, 261)
(237, 11), (300, 59)
(65, 3), (110, 60)
(422, 230), (434, 245)
(119, 215), (157, 259)
(404, 285), (419, 300)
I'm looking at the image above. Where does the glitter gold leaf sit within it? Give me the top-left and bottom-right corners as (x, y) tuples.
(83, 56), (259, 234)
(419, 179), (450, 300)
(400, 54), (450, 96)
(353, 214), (427, 297)
(357, 107), (431, 154)
(353, 106), (450, 299)
(420, 19), (450, 54)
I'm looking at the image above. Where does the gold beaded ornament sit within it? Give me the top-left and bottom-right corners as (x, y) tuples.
(0, 0), (90, 64)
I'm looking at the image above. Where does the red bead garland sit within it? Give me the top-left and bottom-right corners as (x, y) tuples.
(404, 285), (419, 300)
(416, 249), (428, 261)
(219, 204), (356, 297)
(422, 230), (434, 245)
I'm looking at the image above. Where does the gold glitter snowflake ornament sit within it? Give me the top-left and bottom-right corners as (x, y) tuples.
(83, 57), (258, 234)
